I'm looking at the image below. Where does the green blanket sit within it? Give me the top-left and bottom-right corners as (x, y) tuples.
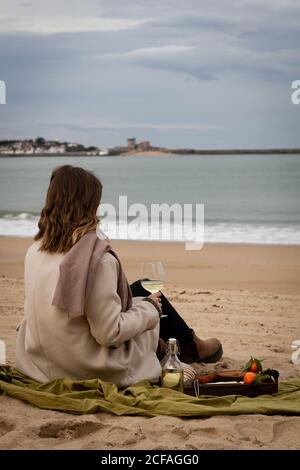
(1, 366), (300, 417)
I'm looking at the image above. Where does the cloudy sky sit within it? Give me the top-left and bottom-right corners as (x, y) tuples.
(0, 0), (299, 149)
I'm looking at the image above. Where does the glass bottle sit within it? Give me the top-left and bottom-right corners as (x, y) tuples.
(161, 338), (184, 392)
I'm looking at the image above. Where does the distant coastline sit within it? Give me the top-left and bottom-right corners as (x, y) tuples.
(1, 148), (300, 158)
(121, 148), (300, 156)
(0, 136), (299, 157)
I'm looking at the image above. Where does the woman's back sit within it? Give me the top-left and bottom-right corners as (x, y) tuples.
(16, 241), (161, 386)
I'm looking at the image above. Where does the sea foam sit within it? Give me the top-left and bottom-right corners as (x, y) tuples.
(1, 213), (300, 244)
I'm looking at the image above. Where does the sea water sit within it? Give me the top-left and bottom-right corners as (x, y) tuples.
(0, 153), (299, 244)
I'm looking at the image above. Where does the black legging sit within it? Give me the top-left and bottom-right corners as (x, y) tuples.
(130, 280), (193, 344)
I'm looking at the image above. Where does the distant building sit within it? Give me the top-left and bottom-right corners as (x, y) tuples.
(127, 138), (136, 150)
(138, 141), (151, 151)
(98, 149), (109, 156)
(0, 138), (102, 156)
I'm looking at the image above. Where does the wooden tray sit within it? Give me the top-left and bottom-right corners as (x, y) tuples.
(184, 380), (278, 397)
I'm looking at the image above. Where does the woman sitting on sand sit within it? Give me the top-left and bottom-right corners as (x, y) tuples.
(16, 165), (222, 386)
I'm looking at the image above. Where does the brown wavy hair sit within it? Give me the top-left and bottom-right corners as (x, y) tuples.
(35, 165), (102, 253)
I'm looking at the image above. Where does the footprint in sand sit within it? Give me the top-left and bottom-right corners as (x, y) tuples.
(0, 418), (15, 438)
(37, 420), (104, 440)
(272, 418), (300, 448)
(103, 425), (144, 447)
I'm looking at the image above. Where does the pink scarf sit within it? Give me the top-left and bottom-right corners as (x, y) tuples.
(52, 231), (132, 317)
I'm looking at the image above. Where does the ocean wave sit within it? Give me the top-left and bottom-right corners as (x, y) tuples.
(0, 213), (39, 237)
(3, 212), (38, 221)
(0, 213), (300, 244)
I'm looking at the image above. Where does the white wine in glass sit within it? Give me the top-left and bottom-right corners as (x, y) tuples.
(141, 279), (164, 293)
(140, 262), (167, 317)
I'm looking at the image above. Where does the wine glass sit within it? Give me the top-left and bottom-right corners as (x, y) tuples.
(140, 261), (167, 317)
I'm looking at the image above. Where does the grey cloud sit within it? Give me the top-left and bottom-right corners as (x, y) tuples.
(95, 35), (300, 82)
(148, 15), (234, 33)
(97, 45), (217, 80)
(0, 0), (300, 148)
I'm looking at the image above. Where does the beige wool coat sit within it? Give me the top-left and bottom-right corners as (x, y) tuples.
(16, 241), (161, 387)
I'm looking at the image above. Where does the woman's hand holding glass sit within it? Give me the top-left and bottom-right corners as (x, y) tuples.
(140, 261), (167, 318)
(148, 291), (162, 313)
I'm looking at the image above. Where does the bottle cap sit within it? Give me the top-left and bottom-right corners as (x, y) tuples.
(167, 338), (180, 355)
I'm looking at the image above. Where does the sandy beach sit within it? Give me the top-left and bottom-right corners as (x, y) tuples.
(0, 237), (300, 450)
(120, 150), (177, 157)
